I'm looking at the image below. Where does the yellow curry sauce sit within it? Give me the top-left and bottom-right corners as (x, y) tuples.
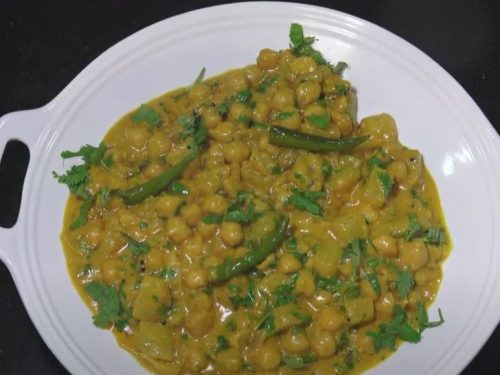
(59, 25), (450, 375)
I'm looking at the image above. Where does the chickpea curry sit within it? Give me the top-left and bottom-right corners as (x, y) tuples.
(55, 24), (450, 374)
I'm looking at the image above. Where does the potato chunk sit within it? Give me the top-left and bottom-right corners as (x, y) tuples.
(133, 276), (172, 322)
(137, 321), (174, 361)
(344, 297), (374, 326)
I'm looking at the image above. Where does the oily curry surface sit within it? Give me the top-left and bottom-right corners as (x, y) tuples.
(58, 24), (449, 375)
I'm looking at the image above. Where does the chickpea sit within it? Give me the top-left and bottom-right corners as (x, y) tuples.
(229, 102), (252, 125)
(399, 239), (429, 271)
(154, 195), (182, 218)
(202, 194), (228, 214)
(415, 268), (441, 287)
(257, 48), (280, 70)
(202, 107), (222, 129)
(220, 222), (243, 246)
(102, 258), (126, 283)
(147, 131), (172, 158)
(278, 253), (302, 274)
(210, 121), (234, 143)
(145, 247), (164, 271)
(183, 267), (208, 289)
(216, 348), (242, 373)
(281, 329), (310, 354)
(252, 338), (281, 371)
(166, 217), (192, 244)
(296, 81), (321, 108)
(317, 306), (346, 332)
(184, 345), (208, 372)
(271, 88), (295, 110)
(279, 106), (301, 130)
(225, 70), (249, 91)
(183, 234), (204, 258)
(223, 141), (251, 164)
(197, 221), (217, 240)
(229, 328), (252, 350)
(124, 126), (150, 150)
(180, 203), (202, 227)
(166, 306), (184, 326)
(82, 222), (103, 248)
(331, 111), (353, 137)
(188, 83), (210, 101)
(290, 56), (317, 75)
(245, 65), (262, 87)
(117, 209), (139, 228)
(309, 327), (336, 358)
(388, 160), (408, 185)
(143, 162), (163, 179)
(375, 292), (396, 318)
(294, 270), (315, 297)
(372, 235), (398, 258)
(185, 310), (214, 337)
(252, 102), (270, 124)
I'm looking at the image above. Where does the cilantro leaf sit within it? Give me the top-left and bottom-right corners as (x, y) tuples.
(417, 302), (445, 331)
(69, 195), (94, 230)
(61, 142), (107, 166)
(283, 354), (317, 369)
(257, 313), (275, 333)
(215, 335), (230, 353)
(395, 269), (414, 300)
(158, 267), (178, 280)
(367, 154), (390, 170)
(271, 164), (282, 175)
(85, 281), (123, 328)
(307, 113), (329, 129)
(366, 272), (381, 296)
(286, 188), (325, 216)
(177, 114), (206, 148)
(131, 104), (161, 128)
(273, 272), (299, 307)
(340, 238), (368, 277)
(404, 213), (424, 241)
(424, 227), (446, 245)
(335, 84), (348, 96)
(202, 193), (261, 224)
(289, 23), (347, 75)
(193, 67), (206, 85)
(377, 172), (393, 199)
(257, 73), (279, 92)
(53, 164), (89, 198)
(122, 233), (150, 256)
(321, 160), (332, 177)
(279, 111), (295, 120)
(228, 279), (256, 309)
(170, 181), (189, 196)
(97, 188), (110, 207)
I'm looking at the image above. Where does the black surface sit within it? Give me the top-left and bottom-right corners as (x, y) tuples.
(1, 0), (499, 374)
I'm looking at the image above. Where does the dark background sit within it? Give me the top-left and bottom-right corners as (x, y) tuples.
(1, 0), (499, 374)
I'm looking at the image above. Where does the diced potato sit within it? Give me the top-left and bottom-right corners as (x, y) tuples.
(344, 297), (374, 326)
(330, 213), (368, 244)
(313, 241), (341, 277)
(362, 167), (391, 208)
(137, 321), (174, 361)
(133, 276), (172, 322)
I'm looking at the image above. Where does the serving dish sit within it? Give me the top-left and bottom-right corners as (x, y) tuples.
(1, 2), (500, 374)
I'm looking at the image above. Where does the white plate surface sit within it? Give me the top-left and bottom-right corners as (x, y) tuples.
(0, 2), (499, 375)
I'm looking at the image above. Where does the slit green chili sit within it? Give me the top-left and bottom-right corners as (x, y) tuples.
(209, 214), (289, 283)
(269, 126), (369, 152)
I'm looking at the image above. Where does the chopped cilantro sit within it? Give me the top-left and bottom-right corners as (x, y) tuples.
(321, 160), (333, 177)
(279, 111), (295, 120)
(193, 67), (206, 85)
(417, 302), (445, 332)
(53, 164), (89, 199)
(177, 114), (206, 147)
(61, 142), (108, 167)
(226, 318), (237, 332)
(271, 164), (282, 175)
(289, 23), (347, 75)
(366, 272), (381, 296)
(158, 267), (178, 280)
(377, 172), (393, 199)
(202, 192), (261, 224)
(69, 195), (94, 230)
(85, 281), (124, 328)
(283, 353), (316, 369)
(367, 154), (390, 170)
(340, 238), (368, 277)
(236, 114), (252, 125)
(235, 90), (252, 103)
(286, 188), (325, 216)
(335, 84), (348, 96)
(215, 335), (230, 353)
(424, 227), (446, 245)
(257, 313), (275, 333)
(395, 269), (414, 300)
(307, 113), (329, 129)
(228, 279), (256, 309)
(367, 305), (421, 352)
(122, 233), (150, 256)
(257, 73), (279, 92)
(97, 188), (110, 207)
(273, 273), (299, 307)
(170, 181), (189, 196)
(404, 213), (424, 241)
(131, 104), (161, 128)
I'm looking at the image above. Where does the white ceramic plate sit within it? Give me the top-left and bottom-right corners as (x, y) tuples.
(1, 2), (499, 374)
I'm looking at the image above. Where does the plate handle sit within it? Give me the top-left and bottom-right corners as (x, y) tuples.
(0, 108), (50, 270)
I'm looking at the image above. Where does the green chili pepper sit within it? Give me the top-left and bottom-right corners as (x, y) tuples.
(269, 126), (369, 152)
(209, 214), (289, 283)
(120, 153), (195, 205)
